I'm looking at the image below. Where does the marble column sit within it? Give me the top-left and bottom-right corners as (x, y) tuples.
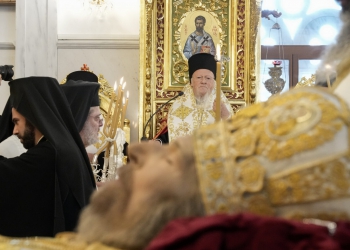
(15, 0), (57, 78)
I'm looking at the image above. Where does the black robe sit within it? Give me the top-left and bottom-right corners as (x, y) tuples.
(0, 138), (55, 236)
(0, 77), (96, 237)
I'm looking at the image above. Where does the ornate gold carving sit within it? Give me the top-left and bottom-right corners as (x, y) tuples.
(248, 0), (261, 104)
(139, 0), (155, 139)
(295, 74), (316, 89)
(140, 0), (260, 139)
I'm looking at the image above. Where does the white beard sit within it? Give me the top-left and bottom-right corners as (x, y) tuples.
(80, 120), (98, 147)
(195, 90), (213, 110)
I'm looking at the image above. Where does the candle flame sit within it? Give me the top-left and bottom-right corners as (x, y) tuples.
(114, 81), (117, 91)
(325, 64), (332, 70)
(120, 77), (124, 85)
(127, 91), (129, 98)
(122, 82), (126, 89)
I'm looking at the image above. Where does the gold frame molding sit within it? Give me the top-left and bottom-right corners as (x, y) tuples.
(139, 0), (261, 140)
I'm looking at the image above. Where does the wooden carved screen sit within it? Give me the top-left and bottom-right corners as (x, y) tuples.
(139, 0), (261, 140)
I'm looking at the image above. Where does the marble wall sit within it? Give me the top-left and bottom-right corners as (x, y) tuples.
(0, 0), (141, 142)
(0, 5), (15, 113)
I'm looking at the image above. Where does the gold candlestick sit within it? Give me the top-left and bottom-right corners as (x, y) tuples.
(92, 76), (129, 182)
(215, 44), (221, 122)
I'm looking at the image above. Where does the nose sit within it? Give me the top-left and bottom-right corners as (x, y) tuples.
(99, 118), (103, 127)
(128, 143), (146, 167)
(199, 77), (207, 84)
(12, 124), (18, 135)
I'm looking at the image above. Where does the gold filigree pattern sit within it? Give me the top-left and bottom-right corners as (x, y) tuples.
(193, 87), (350, 220)
(194, 122), (239, 214)
(257, 92), (343, 161)
(171, 104), (194, 119)
(268, 159), (350, 205)
(168, 121), (192, 138)
(238, 157), (265, 192)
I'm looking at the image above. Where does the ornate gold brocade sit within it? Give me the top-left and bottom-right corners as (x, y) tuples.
(193, 87), (350, 220)
(168, 84), (233, 141)
(268, 159), (350, 205)
(257, 92), (344, 161)
(171, 104), (194, 120)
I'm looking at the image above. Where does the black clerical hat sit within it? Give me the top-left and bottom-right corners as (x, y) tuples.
(188, 53), (217, 80)
(61, 80), (100, 131)
(66, 70), (98, 83)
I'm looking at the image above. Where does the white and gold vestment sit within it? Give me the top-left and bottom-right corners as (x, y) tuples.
(168, 84), (233, 142)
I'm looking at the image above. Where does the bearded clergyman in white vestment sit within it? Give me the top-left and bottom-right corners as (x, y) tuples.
(168, 53), (234, 141)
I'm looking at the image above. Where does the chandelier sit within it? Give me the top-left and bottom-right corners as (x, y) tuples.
(262, 13), (286, 97)
(81, 0), (114, 17)
(264, 60), (285, 95)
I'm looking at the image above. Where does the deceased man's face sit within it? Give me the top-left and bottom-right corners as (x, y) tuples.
(77, 136), (204, 249)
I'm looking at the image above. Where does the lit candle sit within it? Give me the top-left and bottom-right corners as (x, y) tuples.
(104, 81), (118, 136)
(116, 82), (126, 128)
(121, 91), (129, 124)
(215, 44), (221, 122)
(112, 80), (124, 133)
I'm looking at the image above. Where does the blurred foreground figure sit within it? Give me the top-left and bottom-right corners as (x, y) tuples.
(317, 0), (350, 106)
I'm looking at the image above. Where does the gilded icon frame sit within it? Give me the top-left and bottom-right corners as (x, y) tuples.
(139, 0), (261, 140)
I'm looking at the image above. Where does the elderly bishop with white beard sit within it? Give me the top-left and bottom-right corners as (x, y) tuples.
(168, 53), (233, 141)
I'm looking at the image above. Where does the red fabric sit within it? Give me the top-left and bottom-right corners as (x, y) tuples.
(146, 213), (350, 250)
(153, 125), (168, 139)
